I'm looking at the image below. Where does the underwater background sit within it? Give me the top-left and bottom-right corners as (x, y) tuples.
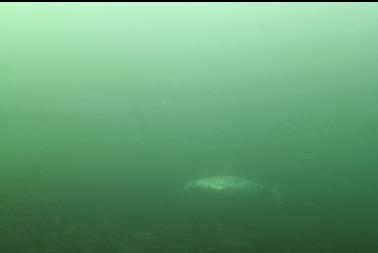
(1, 3), (378, 253)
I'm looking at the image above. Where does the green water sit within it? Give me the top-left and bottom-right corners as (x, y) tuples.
(1, 3), (378, 253)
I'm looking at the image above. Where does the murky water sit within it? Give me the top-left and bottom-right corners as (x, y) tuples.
(1, 3), (378, 253)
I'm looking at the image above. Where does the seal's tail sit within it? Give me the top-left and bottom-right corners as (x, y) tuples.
(271, 184), (283, 204)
